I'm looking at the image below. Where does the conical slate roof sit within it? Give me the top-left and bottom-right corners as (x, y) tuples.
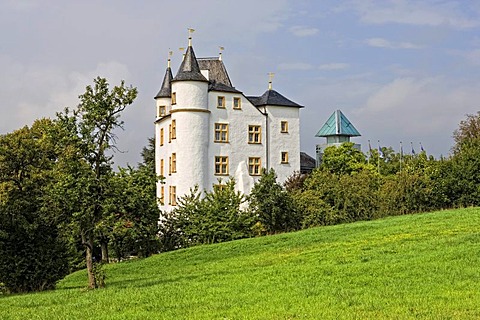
(172, 46), (208, 82)
(154, 66), (173, 99)
(315, 110), (360, 137)
(247, 89), (303, 108)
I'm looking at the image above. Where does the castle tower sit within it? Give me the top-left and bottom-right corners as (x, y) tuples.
(315, 109), (361, 166)
(155, 33), (304, 212)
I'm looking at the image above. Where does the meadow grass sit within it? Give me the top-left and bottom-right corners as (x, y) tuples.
(1, 208), (479, 319)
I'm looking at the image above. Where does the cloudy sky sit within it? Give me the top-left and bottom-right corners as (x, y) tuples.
(1, 0), (480, 166)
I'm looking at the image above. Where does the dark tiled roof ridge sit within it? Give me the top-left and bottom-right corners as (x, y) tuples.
(172, 46), (208, 82)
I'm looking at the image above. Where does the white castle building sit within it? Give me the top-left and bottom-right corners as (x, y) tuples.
(155, 36), (303, 212)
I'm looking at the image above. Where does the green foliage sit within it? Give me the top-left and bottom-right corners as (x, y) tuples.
(249, 169), (299, 234)
(0, 120), (69, 293)
(104, 165), (161, 260)
(164, 179), (252, 248)
(52, 77), (138, 289)
(321, 142), (373, 174)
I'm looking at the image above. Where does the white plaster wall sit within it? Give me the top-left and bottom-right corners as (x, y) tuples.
(265, 106), (301, 183)
(155, 116), (172, 211)
(171, 81), (208, 110)
(173, 110), (210, 200)
(206, 93), (266, 194)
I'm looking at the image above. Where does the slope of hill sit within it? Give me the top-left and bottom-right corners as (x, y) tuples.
(1, 208), (479, 319)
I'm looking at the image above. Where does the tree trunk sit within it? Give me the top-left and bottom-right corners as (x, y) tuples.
(100, 237), (109, 263)
(83, 232), (96, 289)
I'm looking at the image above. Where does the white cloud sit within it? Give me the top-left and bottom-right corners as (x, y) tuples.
(289, 25), (319, 37)
(346, 0), (480, 29)
(365, 37), (423, 49)
(318, 63), (349, 70)
(0, 56), (130, 134)
(355, 77), (480, 137)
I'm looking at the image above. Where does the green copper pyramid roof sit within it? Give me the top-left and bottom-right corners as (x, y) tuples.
(315, 110), (361, 137)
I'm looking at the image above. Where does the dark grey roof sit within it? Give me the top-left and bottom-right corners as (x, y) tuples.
(208, 81), (242, 93)
(154, 67), (173, 99)
(197, 58), (233, 87)
(172, 46), (208, 82)
(247, 89), (303, 108)
(300, 152), (316, 173)
(197, 58), (241, 93)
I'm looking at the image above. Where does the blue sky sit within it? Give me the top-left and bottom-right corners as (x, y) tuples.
(1, 0), (480, 166)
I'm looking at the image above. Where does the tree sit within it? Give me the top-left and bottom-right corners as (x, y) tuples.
(0, 120), (69, 293)
(449, 112), (480, 206)
(103, 165), (160, 260)
(249, 169), (299, 234)
(53, 77), (137, 289)
(169, 179), (252, 247)
(321, 142), (374, 175)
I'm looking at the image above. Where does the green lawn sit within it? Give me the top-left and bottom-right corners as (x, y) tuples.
(1, 208), (480, 319)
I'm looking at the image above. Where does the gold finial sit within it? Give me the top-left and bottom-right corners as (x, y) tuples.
(219, 46), (224, 61)
(188, 28), (195, 46)
(268, 72), (275, 90)
(167, 50), (173, 68)
(179, 47), (186, 61)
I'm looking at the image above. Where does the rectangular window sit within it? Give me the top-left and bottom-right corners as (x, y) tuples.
(160, 128), (164, 146)
(171, 153), (177, 173)
(158, 105), (166, 117)
(171, 120), (176, 139)
(171, 92), (176, 105)
(215, 156), (229, 175)
(249, 157), (261, 176)
(281, 152), (289, 164)
(248, 125), (261, 144)
(214, 123), (229, 142)
(233, 97), (241, 109)
(160, 158), (164, 176)
(169, 186), (177, 206)
(160, 186), (165, 205)
(168, 124), (172, 143)
(281, 121), (289, 133)
(168, 156), (171, 175)
(217, 96), (225, 108)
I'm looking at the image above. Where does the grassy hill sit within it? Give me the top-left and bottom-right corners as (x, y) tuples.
(1, 208), (479, 319)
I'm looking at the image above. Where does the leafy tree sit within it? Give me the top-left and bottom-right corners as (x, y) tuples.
(169, 179), (252, 247)
(139, 137), (155, 173)
(249, 169), (299, 234)
(53, 77), (137, 289)
(103, 165), (160, 260)
(321, 142), (374, 175)
(449, 112), (480, 206)
(0, 120), (69, 293)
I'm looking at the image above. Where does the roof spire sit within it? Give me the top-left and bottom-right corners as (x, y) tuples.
(268, 72), (275, 90)
(188, 28), (195, 47)
(219, 46), (224, 61)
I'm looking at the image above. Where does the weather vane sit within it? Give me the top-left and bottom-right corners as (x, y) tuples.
(219, 46), (224, 61)
(268, 72), (275, 90)
(167, 49), (173, 68)
(188, 28), (195, 46)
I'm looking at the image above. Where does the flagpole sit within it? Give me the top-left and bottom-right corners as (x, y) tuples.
(377, 140), (381, 176)
(400, 141), (403, 172)
(368, 139), (371, 164)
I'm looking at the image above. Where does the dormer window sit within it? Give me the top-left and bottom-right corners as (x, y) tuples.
(217, 96), (225, 108)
